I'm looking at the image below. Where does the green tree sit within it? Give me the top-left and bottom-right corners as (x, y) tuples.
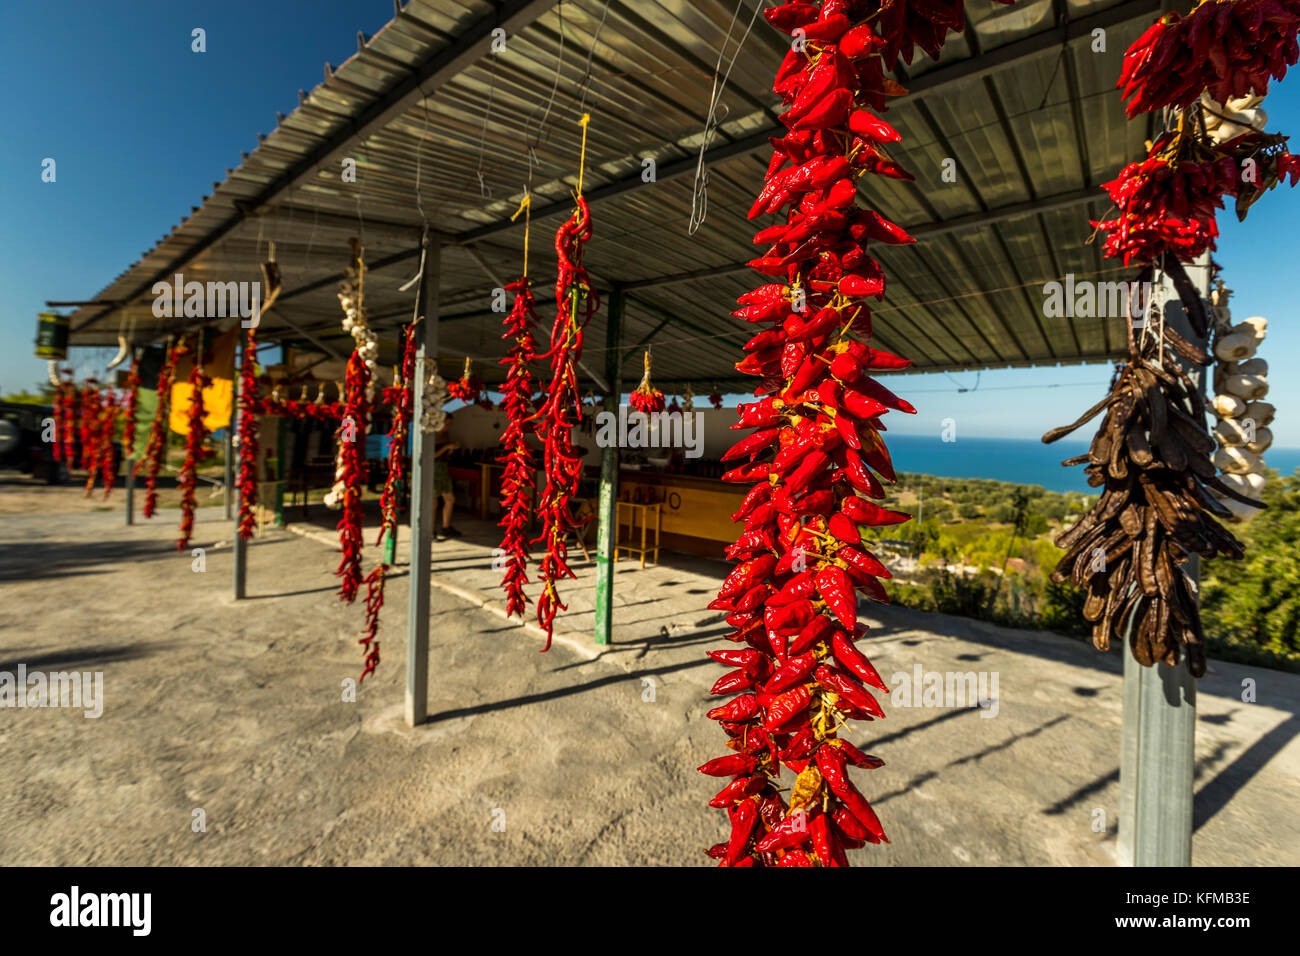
(2, 381), (57, 405)
(1202, 472), (1300, 661)
(957, 501), (981, 519)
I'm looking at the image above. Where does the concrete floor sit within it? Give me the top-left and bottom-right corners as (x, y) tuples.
(1, 479), (1296, 865)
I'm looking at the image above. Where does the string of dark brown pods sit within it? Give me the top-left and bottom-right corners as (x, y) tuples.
(1042, 0), (1287, 676)
(1042, 287), (1259, 676)
(701, 0), (995, 867)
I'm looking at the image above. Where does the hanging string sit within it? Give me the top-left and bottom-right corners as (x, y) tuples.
(475, 57), (500, 199)
(511, 192), (533, 276)
(400, 91), (435, 293)
(523, 0), (568, 169)
(414, 88), (432, 222)
(689, 0), (763, 235)
(574, 0), (613, 118)
(576, 112), (591, 198)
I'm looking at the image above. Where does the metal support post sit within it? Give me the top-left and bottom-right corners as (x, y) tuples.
(594, 288), (624, 647)
(406, 231), (439, 727)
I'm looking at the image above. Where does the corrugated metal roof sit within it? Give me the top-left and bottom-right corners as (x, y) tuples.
(60, 0), (1167, 392)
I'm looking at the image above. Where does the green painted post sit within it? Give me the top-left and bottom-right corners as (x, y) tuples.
(594, 287), (624, 647)
(384, 508), (398, 565)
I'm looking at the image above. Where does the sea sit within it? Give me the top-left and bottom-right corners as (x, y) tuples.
(885, 434), (1300, 495)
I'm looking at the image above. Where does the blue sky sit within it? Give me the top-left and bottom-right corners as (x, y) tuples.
(1, 0), (1296, 449)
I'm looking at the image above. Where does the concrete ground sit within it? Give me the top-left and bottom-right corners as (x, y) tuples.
(1, 476), (1297, 866)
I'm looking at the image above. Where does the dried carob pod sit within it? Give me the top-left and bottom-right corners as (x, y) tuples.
(1043, 316), (1261, 677)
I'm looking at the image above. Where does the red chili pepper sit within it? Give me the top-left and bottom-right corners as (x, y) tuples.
(815, 564), (857, 630)
(763, 651), (820, 694)
(698, 753), (759, 777)
(775, 848), (815, 866)
(787, 88), (854, 131)
(782, 449), (830, 496)
(788, 614), (835, 657)
(810, 812), (837, 866)
(764, 684), (813, 732)
(764, 597), (817, 635)
(816, 664), (886, 719)
(711, 669), (756, 696)
(833, 738), (886, 770)
(838, 544), (892, 580)
(707, 693), (759, 723)
(725, 798), (760, 865)
(754, 810), (812, 852)
(718, 552), (778, 598)
(768, 568), (817, 606)
(708, 774), (767, 809)
(722, 461), (774, 484)
(848, 109), (901, 142)
(721, 426), (781, 462)
(841, 495), (910, 526)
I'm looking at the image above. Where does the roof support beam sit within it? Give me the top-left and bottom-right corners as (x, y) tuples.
(72, 0), (558, 333)
(620, 186), (1107, 291)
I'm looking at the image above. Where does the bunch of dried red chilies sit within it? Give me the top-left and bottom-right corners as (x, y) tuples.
(335, 351), (371, 604)
(701, 0), (989, 867)
(139, 338), (181, 519)
(1119, 0), (1300, 118)
(177, 339), (211, 552)
(235, 326), (260, 540)
(534, 194), (599, 649)
(496, 278), (541, 619)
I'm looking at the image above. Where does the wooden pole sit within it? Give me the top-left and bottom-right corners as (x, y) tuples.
(594, 287), (624, 646)
(405, 231), (439, 727)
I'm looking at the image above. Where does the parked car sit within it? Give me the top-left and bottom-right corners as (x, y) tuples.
(0, 401), (64, 483)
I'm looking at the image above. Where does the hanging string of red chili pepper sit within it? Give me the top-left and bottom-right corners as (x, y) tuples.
(448, 356), (491, 407)
(534, 113), (599, 650)
(334, 240), (376, 614)
(497, 194), (542, 620)
(95, 392), (120, 499)
(177, 337), (211, 552)
(1097, 0), (1300, 265)
(1118, 0), (1300, 119)
(236, 326), (260, 540)
(121, 354), (140, 461)
(78, 381), (100, 474)
(355, 318), (419, 683)
(377, 320), (419, 549)
(139, 338), (181, 519)
(629, 349), (665, 414)
(359, 564), (385, 681)
(700, 0), (993, 868)
(336, 355), (372, 604)
(82, 387), (111, 497)
(52, 375), (70, 465)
